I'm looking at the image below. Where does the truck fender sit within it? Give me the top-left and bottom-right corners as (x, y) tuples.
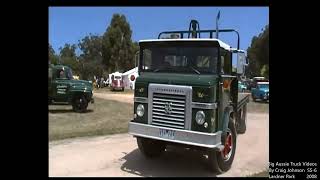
(222, 106), (235, 133)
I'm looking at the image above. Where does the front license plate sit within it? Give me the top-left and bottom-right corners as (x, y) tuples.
(159, 129), (175, 140)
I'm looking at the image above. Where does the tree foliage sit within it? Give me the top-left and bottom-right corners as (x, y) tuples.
(102, 14), (136, 73)
(49, 43), (59, 65)
(247, 25), (269, 79)
(59, 44), (80, 75)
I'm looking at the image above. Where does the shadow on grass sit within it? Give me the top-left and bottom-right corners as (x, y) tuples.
(48, 109), (94, 114)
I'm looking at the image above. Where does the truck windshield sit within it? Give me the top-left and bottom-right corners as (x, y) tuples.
(258, 84), (269, 89)
(57, 68), (73, 79)
(141, 46), (218, 74)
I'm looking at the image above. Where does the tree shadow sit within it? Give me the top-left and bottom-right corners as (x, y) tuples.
(119, 146), (217, 177)
(253, 100), (269, 104)
(48, 109), (94, 114)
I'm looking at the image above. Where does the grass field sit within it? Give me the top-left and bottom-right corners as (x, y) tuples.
(49, 92), (268, 141)
(49, 97), (133, 141)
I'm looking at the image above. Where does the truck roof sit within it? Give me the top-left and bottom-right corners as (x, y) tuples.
(257, 82), (269, 85)
(139, 38), (231, 51)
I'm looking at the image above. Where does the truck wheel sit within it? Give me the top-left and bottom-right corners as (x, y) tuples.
(237, 105), (247, 134)
(208, 119), (237, 173)
(122, 87), (124, 91)
(72, 95), (88, 113)
(137, 137), (166, 158)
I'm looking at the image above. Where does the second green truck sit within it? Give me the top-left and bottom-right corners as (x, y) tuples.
(129, 19), (250, 173)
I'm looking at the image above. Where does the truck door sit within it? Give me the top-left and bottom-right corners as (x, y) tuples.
(52, 68), (70, 102)
(218, 50), (234, 130)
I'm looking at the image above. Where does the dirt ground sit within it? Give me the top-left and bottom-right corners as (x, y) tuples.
(93, 92), (134, 104)
(49, 111), (269, 177)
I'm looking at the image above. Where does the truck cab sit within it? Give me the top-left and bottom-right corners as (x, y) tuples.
(128, 20), (250, 173)
(48, 64), (94, 112)
(251, 81), (269, 102)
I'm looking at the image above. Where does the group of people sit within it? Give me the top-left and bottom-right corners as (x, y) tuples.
(93, 76), (109, 89)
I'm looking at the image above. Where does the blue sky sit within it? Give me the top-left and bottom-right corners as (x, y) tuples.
(49, 7), (269, 54)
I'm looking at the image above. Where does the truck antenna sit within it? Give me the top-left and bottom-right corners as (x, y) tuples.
(216, 11), (220, 39)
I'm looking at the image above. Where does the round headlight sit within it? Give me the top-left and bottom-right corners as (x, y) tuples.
(137, 104), (145, 117)
(196, 111), (205, 125)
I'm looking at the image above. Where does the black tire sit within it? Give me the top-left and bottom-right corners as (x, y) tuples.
(208, 117), (237, 173)
(72, 95), (88, 113)
(122, 87), (124, 91)
(137, 137), (166, 158)
(237, 105), (247, 134)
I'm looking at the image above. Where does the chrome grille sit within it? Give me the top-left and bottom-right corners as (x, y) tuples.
(148, 83), (192, 130)
(151, 93), (186, 129)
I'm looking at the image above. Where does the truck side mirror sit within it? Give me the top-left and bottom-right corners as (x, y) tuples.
(237, 52), (246, 74)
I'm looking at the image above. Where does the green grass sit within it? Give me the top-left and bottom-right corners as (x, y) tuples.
(49, 97), (133, 141)
(248, 170), (269, 177)
(49, 93), (268, 141)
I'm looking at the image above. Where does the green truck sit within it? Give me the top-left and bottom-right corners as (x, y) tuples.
(129, 19), (250, 173)
(48, 64), (94, 112)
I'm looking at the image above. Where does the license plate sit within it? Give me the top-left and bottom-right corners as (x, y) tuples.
(159, 129), (175, 140)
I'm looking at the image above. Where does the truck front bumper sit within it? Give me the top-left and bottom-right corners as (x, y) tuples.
(129, 122), (223, 150)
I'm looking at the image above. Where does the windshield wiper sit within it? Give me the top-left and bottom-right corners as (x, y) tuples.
(190, 66), (201, 75)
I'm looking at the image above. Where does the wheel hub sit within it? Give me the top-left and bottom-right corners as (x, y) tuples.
(222, 131), (232, 161)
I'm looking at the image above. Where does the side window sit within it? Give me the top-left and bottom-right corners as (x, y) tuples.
(143, 49), (152, 70)
(220, 49), (231, 74)
(57, 69), (66, 79)
(221, 56), (225, 74)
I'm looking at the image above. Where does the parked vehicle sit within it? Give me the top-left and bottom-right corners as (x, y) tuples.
(251, 82), (269, 102)
(48, 64), (94, 112)
(111, 72), (124, 91)
(129, 18), (250, 173)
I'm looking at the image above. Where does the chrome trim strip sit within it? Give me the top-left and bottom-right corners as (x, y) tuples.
(192, 102), (218, 109)
(129, 122), (222, 149)
(220, 75), (237, 78)
(134, 97), (148, 103)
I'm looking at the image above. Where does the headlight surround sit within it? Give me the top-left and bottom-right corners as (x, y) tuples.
(137, 104), (145, 117)
(196, 111), (205, 125)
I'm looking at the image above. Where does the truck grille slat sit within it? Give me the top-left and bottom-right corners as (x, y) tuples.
(153, 98), (185, 104)
(152, 108), (185, 115)
(153, 101), (185, 107)
(152, 115), (185, 122)
(153, 93), (185, 100)
(152, 111), (185, 119)
(152, 105), (185, 111)
(152, 119), (185, 125)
